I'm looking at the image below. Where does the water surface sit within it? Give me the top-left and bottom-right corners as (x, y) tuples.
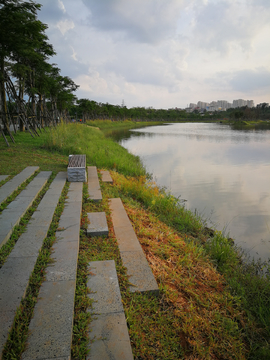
(117, 122), (270, 261)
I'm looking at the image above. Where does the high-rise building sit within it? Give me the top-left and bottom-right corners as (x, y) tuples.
(197, 101), (209, 109)
(247, 100), (254, 108)
(233, 99), (247, 108)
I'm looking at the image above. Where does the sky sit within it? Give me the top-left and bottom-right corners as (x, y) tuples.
(36, 0), (270, 109)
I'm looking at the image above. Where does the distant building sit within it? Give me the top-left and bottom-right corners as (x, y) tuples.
(197, 101), (209, 109)
(184, 98), (255, 111)
(233, 99), (247, 108)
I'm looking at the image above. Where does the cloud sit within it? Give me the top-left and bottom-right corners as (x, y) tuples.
(56, 19), (75, 35)
(82, 0), (186, 44)
(36, 0), (270, 108)
(57, 0), (66, 13)
(190, 0), (270, 54)
(229, 68), (270, 93)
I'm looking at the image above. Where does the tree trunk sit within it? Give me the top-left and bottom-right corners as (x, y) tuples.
(0, 57), (10, 134)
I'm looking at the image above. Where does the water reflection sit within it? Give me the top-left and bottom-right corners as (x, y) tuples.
(116, 122), (270, 261)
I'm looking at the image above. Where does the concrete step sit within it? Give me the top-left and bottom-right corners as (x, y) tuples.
(87, 260), (133, 360)
(0, 171), (51, 249)
(100, 170), (113, 184)
(87, 212), (109, 237)
(0, 172), (67, 357)
(0, 166), (39, 205)
(87, 166), (102, 202)
(0, 176), (9, 183)
(109, 198), (159, 295)
(21, 182), (83, 360)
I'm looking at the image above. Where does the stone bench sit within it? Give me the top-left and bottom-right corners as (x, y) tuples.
(67, 154), (87, 182)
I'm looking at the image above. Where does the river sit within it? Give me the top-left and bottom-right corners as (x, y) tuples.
(113, 122), (270, 261)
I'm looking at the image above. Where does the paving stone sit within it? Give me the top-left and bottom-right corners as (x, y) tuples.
(87, 166), (102, 202)
(100, 170), (113, 184)
(113, 226), (143, 252)
(87, 212), (108, 237)
(0, 166), (39, 205)
(120, 251), (159, 295)
(21, 280), (76, 360)
(0, 172), (66, 356)
(109, 198), (159, 295)
(46, 240), (79, 282)
(0, 309), (16, 354)
(87, 313), (133, 360)
(0, 256), (37, 311)
(88, 260), (124, 314)
(9, 226), (49, 258)
(0, 175), (8, 182)
(108, 198), (130, 227)
(21, 181), (82, 360)
(0, 171), (51, 248)
(54, 228), (80, 244)
(87, 260), (133, 360)
(28, 208), (56, 227)
(61, 200), (82, 218)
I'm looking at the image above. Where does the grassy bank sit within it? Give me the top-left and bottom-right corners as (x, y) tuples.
(0, 121), (270, 359)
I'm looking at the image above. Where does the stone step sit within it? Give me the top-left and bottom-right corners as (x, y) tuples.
(0, 175), (8, 183)
(87, 166), (102, 202)
(0, 171), (51, 249)
(0, 172), (67, 357)
(0, 166), (39, 205)
(109, 198), (159, 295)
(100, 170), (113, 184)
(21, 182), (83, 360)
(87, 260), (133, 360)
(87, 212), (109, 237)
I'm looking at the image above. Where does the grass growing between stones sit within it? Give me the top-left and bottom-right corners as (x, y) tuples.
(1, 181), (69, 360)
(73, 172), (250, 359)
(2, 122), (270, 359)
(0, 170), (52, 266)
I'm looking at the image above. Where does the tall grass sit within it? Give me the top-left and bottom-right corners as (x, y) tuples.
(205, 231), (270, 359)
(43, 122), (145, 176)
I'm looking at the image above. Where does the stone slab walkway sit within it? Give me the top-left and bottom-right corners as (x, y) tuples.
(87, 212), (108, 237)
(100, 170), (113, 184)
(0, 171), (51, 249)
(87, 260), (133, 360)
(21, 182), (83, 360)
(109, 198), (159, 295)
(0, 176), (8, 183)
(0, 166), (39, 205)
(88, 166), (102, 202)
(0, 172), (66, 357)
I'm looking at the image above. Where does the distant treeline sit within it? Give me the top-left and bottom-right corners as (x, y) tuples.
(69, 99), (270, 122)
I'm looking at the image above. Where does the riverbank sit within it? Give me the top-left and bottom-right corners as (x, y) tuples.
(0, 120), (270, 359)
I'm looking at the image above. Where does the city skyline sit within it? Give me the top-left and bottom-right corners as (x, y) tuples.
(186, 98), (257, 112)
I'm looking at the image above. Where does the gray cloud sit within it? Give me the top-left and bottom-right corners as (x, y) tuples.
(82, 0), (185, 44)
(229, 68), (270, 92)
(190, 0), (270, 53)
